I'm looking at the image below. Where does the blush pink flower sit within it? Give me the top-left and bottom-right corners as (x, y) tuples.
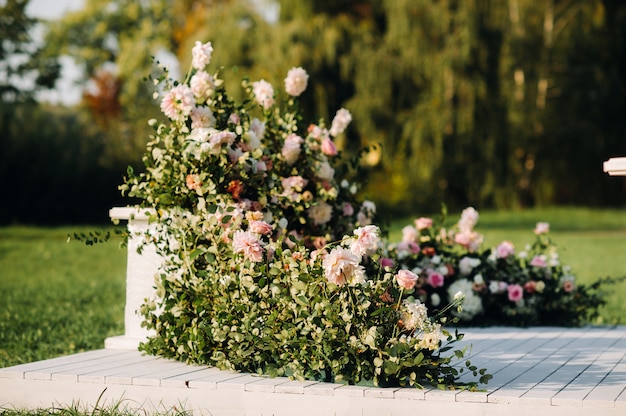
(495, 241), (515, 258)
(232, 230), (264, 262)
(402, 225), (418, 243)
(395, 269), (418, 290)
(249, 220), (273, 235)
(458, 207), (479, 233)
(191, 41), (213, 70)
(323, 247), (365, 286)
(415, 217), (433, 230)
(160, 84), (195, 121)
(321, 137), (338, 156)
(350, 225), (380, 256)
(563, 280), (575, 293)
(190, 71), (215, 100)
(284, 67), (309, 97)
(190, 106), (216, 129)
(530, 255), (548, 268)
(307, 201), (333, 225)
(507, 284), (524, 302)
(426, 271), (445, 288)
(329, 108), (352, 137)
(281, 133), (303, 165)
(252, 79), (275, 110)
(342, 202), (354, 216)
(534, 222), (550, 235)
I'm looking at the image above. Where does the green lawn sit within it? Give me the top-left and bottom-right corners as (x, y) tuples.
(1, 207), (625, 371)
(0, 226), (126, 368)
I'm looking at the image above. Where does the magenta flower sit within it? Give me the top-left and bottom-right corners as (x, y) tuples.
(507, 284), (524, 302)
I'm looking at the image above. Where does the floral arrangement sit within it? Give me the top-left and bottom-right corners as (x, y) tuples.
(121, 41), (490, 388)
(387, 207), (608, 326)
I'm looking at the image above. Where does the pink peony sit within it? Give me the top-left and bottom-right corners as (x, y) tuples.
(284, 67), (309, 97)
(415, 217), (433, 230)
(495, 241), (515, 258)
(350, 225), (380, 256)
(252, 79), (275, 110)
(232, 230), (264, 262)
(507, 284), (524, 302)
(426, 271), (445, 288)
(395, 269), (419, 290)
(342, 202), (354, 216)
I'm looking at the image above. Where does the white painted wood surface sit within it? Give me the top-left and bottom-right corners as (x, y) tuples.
(2, 326), (626, 416)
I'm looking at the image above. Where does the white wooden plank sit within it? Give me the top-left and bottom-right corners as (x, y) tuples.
(159, 366), (224, 388)
(53, 351), (152, 382)
(187, 371), (251, 389)
(0, 349), (127, 379)
(273, 379), (320, 394)
(243, 375), (292, 392)
(23, 350), (137, 380)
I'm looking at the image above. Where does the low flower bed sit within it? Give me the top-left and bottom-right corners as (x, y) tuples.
(117, 40), (610, 389)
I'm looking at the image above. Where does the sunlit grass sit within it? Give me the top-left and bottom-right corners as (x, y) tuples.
(0, 226), (126, 368)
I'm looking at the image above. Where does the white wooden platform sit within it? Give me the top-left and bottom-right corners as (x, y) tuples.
(2, 326), (626, 416)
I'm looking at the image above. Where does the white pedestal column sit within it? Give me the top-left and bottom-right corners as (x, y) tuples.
(105, 207), (160, 350)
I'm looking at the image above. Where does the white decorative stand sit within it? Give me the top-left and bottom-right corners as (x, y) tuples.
(104, 207), (159, 350)
(603, 157), (626, 176)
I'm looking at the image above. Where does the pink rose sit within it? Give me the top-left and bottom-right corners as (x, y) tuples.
(415, 217), (433, 230)
(342, 202), (354, 216)
(323, 247), (365, 286)
(395, 269), (418, 290)
(249, 220), (273, 235)
(563, 280), (575, 293)
(458, 207), (479, 232)
(507, 284), (524, 302)
(426, 271), (445, 288)
(495, 241), (515, 258)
